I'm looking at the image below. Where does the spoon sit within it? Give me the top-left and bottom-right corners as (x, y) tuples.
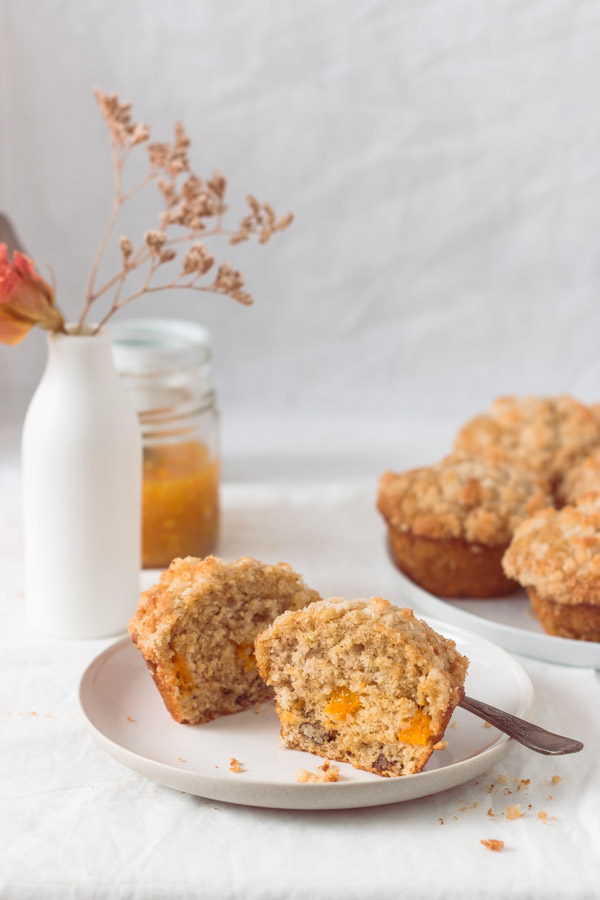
(459, 695), (584, 755)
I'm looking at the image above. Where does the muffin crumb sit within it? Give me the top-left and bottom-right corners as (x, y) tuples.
(481, 839), (504, 852)
(296, 760), (340, 783)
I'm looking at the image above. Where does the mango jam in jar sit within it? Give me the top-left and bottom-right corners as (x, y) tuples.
(111, 318), (220, 569)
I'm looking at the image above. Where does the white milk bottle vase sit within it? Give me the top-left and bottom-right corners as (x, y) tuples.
(22, 326), (142, 638)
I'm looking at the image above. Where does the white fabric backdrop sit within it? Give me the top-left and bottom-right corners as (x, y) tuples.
(2, 0), (600, 442)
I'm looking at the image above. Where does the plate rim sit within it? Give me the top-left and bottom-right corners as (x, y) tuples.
(396, 575), (600, 669)
(78, 619), (535, 810)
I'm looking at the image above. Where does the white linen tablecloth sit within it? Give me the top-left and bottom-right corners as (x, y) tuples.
(2, 464), (599, 900)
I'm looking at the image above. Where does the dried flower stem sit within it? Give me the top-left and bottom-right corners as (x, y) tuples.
(89, 227), (232, 305)
(77, 143), (126, 331)
(76, 89), (293, 332)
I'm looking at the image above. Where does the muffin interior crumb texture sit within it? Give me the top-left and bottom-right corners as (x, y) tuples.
(255, 597), (468, 777)
(128, 555), (321, 725)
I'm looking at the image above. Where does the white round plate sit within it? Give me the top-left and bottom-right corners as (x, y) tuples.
(79, 618), (534, 810)
(392, 573), (600, 669)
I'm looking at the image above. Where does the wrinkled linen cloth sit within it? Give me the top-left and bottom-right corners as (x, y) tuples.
(1, 466), (599, 900)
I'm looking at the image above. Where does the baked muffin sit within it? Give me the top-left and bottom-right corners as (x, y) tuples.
(255, 597), (468, 777)
(128, 555), (321, 724)
(377, 456), (553, 598)
(454, 395), (600, 489)
(557, 446), (600, 506)
(502, 495), (600, 641)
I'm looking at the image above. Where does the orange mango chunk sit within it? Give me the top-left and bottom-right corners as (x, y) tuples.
(397, 709), (432, 746)
(325, 687), (362, 722)
(172, 652), (195, 694)
(236, 642), (257, 672)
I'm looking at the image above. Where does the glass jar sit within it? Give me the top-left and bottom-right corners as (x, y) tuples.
(110, 318), (220, 569)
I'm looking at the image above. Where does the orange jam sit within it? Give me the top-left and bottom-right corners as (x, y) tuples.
(325, 687), (362, 722)
(142, 440), (219, 568)
(172, 652), (195, 694)
(236, 642), (257, 672)
(397, 709), (432, 746)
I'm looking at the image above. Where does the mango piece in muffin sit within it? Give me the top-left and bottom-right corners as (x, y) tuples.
(128, 555), (321, 724)
(254, 597), (468, 777)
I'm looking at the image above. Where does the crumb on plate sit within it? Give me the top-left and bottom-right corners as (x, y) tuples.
(295, 759), (340, 784)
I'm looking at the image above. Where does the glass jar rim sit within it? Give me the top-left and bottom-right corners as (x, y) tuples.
(110, 317), (211, 376)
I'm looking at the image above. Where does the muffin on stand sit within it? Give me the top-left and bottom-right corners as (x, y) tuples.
(454, 395), (600, 492)
(377, 455), (553, 598)
(502, 495), (600, 642)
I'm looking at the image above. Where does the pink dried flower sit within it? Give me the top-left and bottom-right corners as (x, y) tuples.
(0, 245), (64, 345)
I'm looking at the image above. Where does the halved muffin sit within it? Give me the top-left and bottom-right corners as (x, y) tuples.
(254, 597), (468, 777)
(377, 455), (553, 598)
(128, 555), (321, 723)
(502, 495), (600, 641)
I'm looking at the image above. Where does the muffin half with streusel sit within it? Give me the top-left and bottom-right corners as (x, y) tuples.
(128, 555), (321, 724)
(502, 495), (600, 641)
(454, 395), (600, 490)
(255, 597), (468, 777)
(377, 456), (553, 598)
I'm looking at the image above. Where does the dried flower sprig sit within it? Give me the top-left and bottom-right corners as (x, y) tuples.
(0, 89), (292, 345)
(76, 89), (293, 333)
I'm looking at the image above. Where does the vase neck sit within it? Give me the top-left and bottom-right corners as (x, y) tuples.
(45, 327), (119, 382)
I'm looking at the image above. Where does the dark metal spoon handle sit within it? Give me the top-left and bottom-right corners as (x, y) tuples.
(459, 695), (584, 756)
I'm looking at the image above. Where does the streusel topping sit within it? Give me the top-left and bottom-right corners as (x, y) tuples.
(502, 495), (600, 606)
(377, 456), (552, 546)
(558, 446), (600, 506)
(454, 395), (600, 484)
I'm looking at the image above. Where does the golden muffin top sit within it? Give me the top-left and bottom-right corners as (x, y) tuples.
(558, 446), (600, 506)
(502, 494), (600, 606)
(377, 455), (553, 547)
(454, 395), (600, 485)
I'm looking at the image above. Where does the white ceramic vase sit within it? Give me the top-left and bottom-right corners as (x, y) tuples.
(22, 327), (142, 638)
